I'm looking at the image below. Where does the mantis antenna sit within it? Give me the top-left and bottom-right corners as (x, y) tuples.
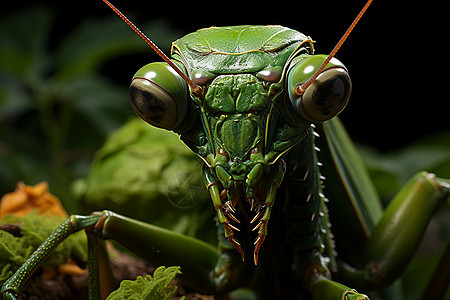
(296, 0), (374, 96)
(101, 0), (203, 95)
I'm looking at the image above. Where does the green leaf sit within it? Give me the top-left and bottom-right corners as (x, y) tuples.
(106, 266), (183, 300)
(0, 8), (186, 210)
(73, 119), (215, 242)
(0, 7), (53, 78)
(357, 131), (450, 204)
(54, 17), (181, 79)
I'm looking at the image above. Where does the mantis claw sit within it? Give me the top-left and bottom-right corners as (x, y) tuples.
(250, 199), (256, 211)
(253, 235), (266, 265)
(228, 237), (244, 261)
(252, 220), (265, 232)
(250, 208), (264, 224)
(225, 211), (241, 223)
(223, 200), (240, 223)
(224, 200), (236, 213)
(224, 221), (240, 232)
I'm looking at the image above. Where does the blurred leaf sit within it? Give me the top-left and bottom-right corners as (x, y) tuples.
(0, 7), (183, 211)
(72, 119), (215, 242)
(55, 17), (148, 79)
(0, 8), (53, 78)
(357, 131), (450, 204)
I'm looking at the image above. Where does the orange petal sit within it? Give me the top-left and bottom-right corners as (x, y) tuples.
(0, 182), (68, 218)
(58, 259), (87, 275)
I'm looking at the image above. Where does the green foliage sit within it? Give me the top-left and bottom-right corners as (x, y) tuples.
(358, 133), (450, 300)
(106, 266), (184, 300)
(72, 118), (216, 243)
(0, 7), (183, 212)
(357, 131), (450, 205)
(0, 211), (87, 284)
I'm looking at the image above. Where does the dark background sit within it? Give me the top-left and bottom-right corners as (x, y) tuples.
(3, 0), (446, 150)
(72, 0), (448, 150)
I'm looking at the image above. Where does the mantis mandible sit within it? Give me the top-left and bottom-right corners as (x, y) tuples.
(2, 0), (449, 299)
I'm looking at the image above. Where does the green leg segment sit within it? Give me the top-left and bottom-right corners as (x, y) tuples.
(98, 210), (249, 293)
(362, 172), (449, 289)
(4, 172), (445, 299)
(1, 210), (248, 300)
(294, 250), (369, 300)
(340, 172), (450, 292)
(306, 172), (449, 300)
(1, 214), (102, 300)
(86, 227), (117, 300)
(311, 279), (369, 300)
(99, 211), (220, 291)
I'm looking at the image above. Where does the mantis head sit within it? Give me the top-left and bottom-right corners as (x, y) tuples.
(102, 0), (373, 264)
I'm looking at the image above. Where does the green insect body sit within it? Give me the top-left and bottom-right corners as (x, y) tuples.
(130, 25), (351, 265)
(2, 3), (450, 299)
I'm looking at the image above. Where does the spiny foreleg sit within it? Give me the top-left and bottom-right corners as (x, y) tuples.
(251, 160), (285, 265)
(203, 168), (244, 260)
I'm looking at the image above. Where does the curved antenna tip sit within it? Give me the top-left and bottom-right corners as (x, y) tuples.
(297, 0), (374, 96)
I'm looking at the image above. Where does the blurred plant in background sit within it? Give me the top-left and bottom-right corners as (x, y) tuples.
(358, 133), (450, 205)
(72, 119), (215, 244)
(0, 7), (183, 213)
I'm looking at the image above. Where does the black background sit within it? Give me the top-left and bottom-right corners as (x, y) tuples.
(3, 0), (447, 151)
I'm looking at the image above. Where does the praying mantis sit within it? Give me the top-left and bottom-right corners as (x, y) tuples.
(2, 0), (449, 299)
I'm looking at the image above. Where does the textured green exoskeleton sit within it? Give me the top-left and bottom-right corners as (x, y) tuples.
(148, 26), (352, 264)
(2, 4), (449, 300)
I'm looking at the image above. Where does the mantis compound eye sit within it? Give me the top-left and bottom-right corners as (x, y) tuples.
(296, 68), (351, 122)
(288, 55), (352, 122)
(129, 62), (189, 130)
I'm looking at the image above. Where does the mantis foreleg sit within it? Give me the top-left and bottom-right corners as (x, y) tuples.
(1, 210), (253, 300)
(86, 227), (116, 300)
(338, 172), (450, 294)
